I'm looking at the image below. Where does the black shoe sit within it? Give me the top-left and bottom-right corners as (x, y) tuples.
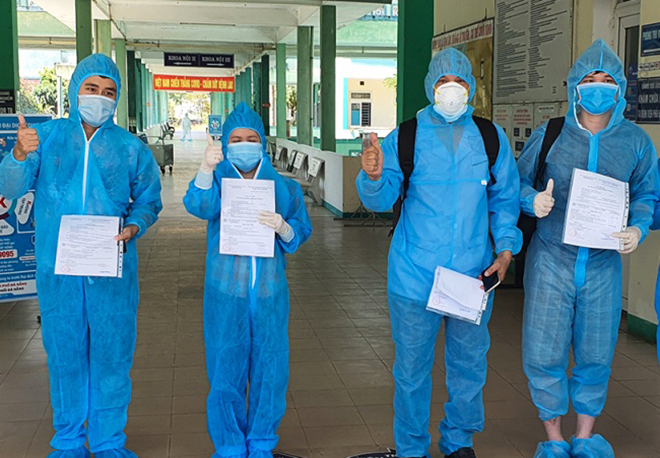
(445, 448), (476, 458)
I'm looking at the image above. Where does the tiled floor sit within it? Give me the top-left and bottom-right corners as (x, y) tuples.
(1, 135), (659, 457)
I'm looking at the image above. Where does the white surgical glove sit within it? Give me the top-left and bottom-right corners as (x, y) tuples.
(612, 226), (642, 254)
(258, 211), (294, 243)
(200, 133), (223, 174)
(533, 179), (555, 218)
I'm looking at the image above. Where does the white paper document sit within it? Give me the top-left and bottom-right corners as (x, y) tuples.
(220, 178), (276, 258)
(55, 215), (123, 277)
(563, 169), (629, 250)
(426, 266), (489, 325)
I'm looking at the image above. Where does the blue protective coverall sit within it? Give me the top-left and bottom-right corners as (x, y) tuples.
(356, 48), (522, 456)
(518, 40), (659, 457)
(183, 102), (312, 458)
(653, 162), (660, 362)
(0, 54), (162, 458)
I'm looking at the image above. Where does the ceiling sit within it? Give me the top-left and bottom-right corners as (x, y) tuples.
(33, 0), (391, 74)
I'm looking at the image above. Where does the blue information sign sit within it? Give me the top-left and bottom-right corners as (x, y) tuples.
(0, 114), (52, 302)
(637, 77), (660, 124)
(641, 23), (660, 57)
(165, 52), (234, 69)
(208, 115), (223, 138)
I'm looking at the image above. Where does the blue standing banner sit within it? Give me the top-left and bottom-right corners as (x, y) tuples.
(0, 114), (52, 302)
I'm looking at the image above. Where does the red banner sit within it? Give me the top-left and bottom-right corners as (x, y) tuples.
(153, 75), (235, 93)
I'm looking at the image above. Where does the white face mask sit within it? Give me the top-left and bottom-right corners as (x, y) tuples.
(78, 95), (116, 127)
(433, 81), (469, 122)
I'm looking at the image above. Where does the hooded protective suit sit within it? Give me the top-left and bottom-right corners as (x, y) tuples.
(183, 102), (312, 458)
(356, 48), (522, 456)
(0, 54), (162, 458)
(518, 40), (658, 457)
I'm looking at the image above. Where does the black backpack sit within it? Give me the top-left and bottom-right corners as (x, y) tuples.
(516, 117), (565, 251)
(391, 116), (565, 251)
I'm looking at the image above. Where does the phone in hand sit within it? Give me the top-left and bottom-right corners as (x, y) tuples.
(361, 132), (373, 152)
(481, 269), (501, 294)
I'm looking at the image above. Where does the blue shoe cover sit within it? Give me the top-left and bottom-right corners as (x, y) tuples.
(570, 435), (614, 458)
(95, 449), (138, 458)
(249, 451), (273, 458)
(46, 447), (91, 458)
(533, 441), (571, 458)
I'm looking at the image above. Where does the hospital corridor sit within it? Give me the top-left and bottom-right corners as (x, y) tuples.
(0, 138), (657, 458)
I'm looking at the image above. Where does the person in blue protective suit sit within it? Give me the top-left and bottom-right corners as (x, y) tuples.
(183, 102), (312, 458)
(356, 48), (522, 458)
(0, 54), (162, 458)
(518, 39), (659, 458)
(653, 162), (660, 363)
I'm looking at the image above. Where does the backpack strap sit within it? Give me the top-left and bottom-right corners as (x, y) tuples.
(398, 117), (418, 199)
(390, 117), (418, 236)
(473, 116), (500, 185)
(534, 117), (565, 189)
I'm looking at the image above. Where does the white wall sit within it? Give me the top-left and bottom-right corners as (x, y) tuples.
(434, 0), (494, 35)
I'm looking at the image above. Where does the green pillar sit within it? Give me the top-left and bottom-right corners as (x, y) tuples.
(276, 44), (287, 139)
(210, 92), (222, 115)
(136, 62), (143, 131)
(113, 39), (128, 129)
(397, 0), (434, 123)
(75, 0), (93, 62)
(236, 73), (242, 105)
(127, 51), (137, 132)
(260, 54), (270, 134)
(94, 20), (112, 57)
(297, 26), (313, 145)
(0, 0), (19, 113)
(253, 62), (262, 113)
(245, 67), (253, 107)
(320, 5), (336, 151)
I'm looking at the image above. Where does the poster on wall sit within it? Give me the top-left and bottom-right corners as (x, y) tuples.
(511, 105), (534, 158)
(492, 105), (513, 142)
(494, 0), (572, 104)
(637, 77), (660, 124)
(0, 114), (51, 302)
(534, 103), (560, 129)
(432, 19), (494, 119)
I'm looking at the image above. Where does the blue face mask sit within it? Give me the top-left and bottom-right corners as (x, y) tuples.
(576, 82), (618, 115)
(78, 95), (116, 127)
(226, 142), (263, 172)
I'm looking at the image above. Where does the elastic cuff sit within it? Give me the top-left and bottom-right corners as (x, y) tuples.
(9, 149), (27, 165)
(124, 219), (145, 239)
(195, 170), (214, 190)
(357, 171), (386, 196)
(280, 225), (295, 243)
(522, 191), (539, 216)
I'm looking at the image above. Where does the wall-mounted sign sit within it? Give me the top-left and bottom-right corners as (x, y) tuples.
(0, 114), (52, 302)
(0, 91), (16, 115)
(164, 52), (234, 69)
(494, 0), (572, 103)
(641, 23), (660, 57)
(637, 77), (660, 124)
(154, 75), (235, 93)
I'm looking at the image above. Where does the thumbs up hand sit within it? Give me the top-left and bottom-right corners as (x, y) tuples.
(361, 133), (384, 181)
(533, 179), (555, 218)
(14, 114), (40, 162)
(200, 133), (223, 174)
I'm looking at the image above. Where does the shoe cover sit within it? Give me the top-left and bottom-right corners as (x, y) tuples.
(249, 450), (273, 458)
(533, 441), (571, 458)
(46, 447), (91, 458)
(570, 435), (614, 458)
(95, 449), (138, 458)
